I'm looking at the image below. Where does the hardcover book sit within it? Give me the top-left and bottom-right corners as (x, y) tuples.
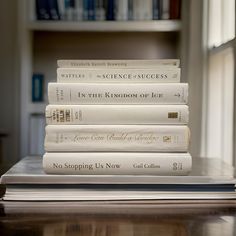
(57, 67), (181, 83)
(57, 59), (180, 68)
(43, 152), (192, 175)
(45, 104), (189, 125)
(48, 83), (188, 105)
(1, 156), (236, 201)
(44, 125), (190, 152)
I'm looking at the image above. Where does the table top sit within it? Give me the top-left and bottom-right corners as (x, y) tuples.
(1, 157), (236, 235)
(0, 200), (236, 236)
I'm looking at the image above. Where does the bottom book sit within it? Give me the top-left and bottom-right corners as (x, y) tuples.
(43, 152), (192, 175)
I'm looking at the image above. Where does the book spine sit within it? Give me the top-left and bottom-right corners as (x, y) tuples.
(95, 0), (105, 20)
(83, 0), (89, 20)
(32, 73), (44, 102)
(64, 0), (75, 20)
(160, 0), (170, 19)
(48, 83), (188, 105)
(153, 0), (160, 20)
(43, 152), (192, 175)
(57, 68), (181, 83)
(141, 0), (152, 20)
(115, 0), (128, 21)
(48, 0), (60, 20)
(74, 0), (83, 20)
(88, 0), (96, 20)
(57, 59), (180, 68)
(106, 0), (115, 20)
(35, 0), (50, 20)
(45, 104), (189, 125)
(133, 0), (143, 21)
(44, 125), (190, 152)
(128, 0), (133, 20)
(57, 0), (66, 20)
(170, 0), (181, 19)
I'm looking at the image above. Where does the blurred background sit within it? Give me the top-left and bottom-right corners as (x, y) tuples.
(0, 0), (235, 173)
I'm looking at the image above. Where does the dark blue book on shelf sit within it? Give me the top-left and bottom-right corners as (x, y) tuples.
(128, 0), (133, 20)
(64, 0), (75, 21)
(153, 0), (161, 20)
(83, 0), (89, 20)
(32, 74), (44, 102)
(106, 0), (115, 20)
(48, 0), (60, 20)
(88, 0), (96, 20)
(65, 0), (75, 8)
(35, 0), (50, 20)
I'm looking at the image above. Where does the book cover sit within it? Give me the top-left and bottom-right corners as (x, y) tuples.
(57, 67), (181, 83)
(57, 59), (180, 68)
(44, 125), (190, 152)
(43, 152), (192, 175)
(45, 104), (189, 125)
(48, 83), (188, 105)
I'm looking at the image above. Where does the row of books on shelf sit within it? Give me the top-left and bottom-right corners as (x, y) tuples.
(42, 59), (191, 176)
(35, 0), (181, 21)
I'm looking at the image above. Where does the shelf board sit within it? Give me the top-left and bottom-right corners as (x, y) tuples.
(27, 20), (181, 32)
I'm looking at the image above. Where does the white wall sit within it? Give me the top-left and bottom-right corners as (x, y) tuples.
(0, 1), (20, 165)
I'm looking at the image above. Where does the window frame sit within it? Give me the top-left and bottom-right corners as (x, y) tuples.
(201, 0), (236, 165)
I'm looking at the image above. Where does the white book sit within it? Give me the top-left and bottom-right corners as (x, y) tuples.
(96, 0), (105, 20)
(57, 67), (180, 83)
(57, 59), (180, 68)
(133, 0), (142, 20)
(57, 0), (65, 20)
(161, 0), (170, 19)
(43, 152), (192, 175)
(45, 104), (189, 125)
(44, 125), (190, 152)
(141, 0), (152, 20)
(115, 0), (128, 20)
(74, 0), (83, 20)
(48, 83), (188, 105)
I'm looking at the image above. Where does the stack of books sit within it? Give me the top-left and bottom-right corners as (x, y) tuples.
(43, 59), (192, 176)
(2, 156), (236, 201)
(2, 60), (236, 201)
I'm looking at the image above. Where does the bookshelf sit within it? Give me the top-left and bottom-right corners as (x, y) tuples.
(18, 0), (189, 158)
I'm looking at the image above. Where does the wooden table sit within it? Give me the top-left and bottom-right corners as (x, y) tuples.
(0, 200), (236, 236)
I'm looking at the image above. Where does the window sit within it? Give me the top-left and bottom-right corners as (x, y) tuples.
(204, 0), (235, 165)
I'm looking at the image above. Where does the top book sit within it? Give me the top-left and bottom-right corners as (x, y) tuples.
(57, 59), (180, 68)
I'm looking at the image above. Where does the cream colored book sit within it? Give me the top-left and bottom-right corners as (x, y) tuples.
(48, 83), (188, 105)
(44, 125), (190, 152)
(57, 67), (181, 83)
(43, 152), (192, 175)
(57, 59), (180, 68)
(45, 104), (189, 125)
